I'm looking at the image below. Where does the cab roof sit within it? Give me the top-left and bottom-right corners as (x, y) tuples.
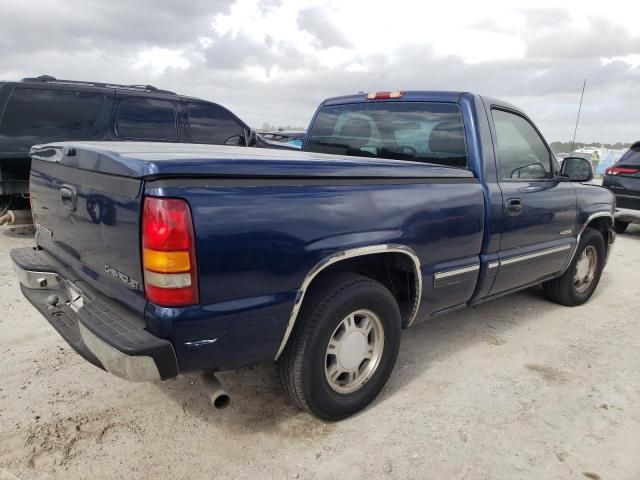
(321, 90), (522, 115)
(322, 91), (466, 106)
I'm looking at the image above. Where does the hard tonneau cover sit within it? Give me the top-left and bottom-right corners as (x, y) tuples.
(30, 142), (475, 179)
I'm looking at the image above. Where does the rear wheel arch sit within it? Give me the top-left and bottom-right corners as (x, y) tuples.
(273, 245), (422, 360)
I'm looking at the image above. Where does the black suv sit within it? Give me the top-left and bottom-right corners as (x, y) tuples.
(603, 141), (640, 233)
(0, 75), (254, 214)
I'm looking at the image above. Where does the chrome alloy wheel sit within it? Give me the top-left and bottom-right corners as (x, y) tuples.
(574, 245), (598, 294)
(324, 309), (384, 394)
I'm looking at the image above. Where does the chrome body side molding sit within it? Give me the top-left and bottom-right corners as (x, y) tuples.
(433, 264), (480, 280)
(433, 264), (480, 288)
(273, 244), (422, 361)
(500, 244), (571, 266)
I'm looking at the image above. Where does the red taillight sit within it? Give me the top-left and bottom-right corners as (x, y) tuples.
(606, 167), (640, 176)
(142, 197), (198, 307)
(366, 90), (404, 100)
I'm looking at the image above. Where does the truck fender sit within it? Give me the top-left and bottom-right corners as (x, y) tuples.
(273, 244), (422, 360)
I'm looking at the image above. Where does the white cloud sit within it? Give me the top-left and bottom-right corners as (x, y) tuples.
(133, 48), (191, 76)
(1, 0), (639, 142)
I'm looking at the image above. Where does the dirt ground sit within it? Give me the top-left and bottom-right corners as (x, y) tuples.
(1, 224), (639, 480)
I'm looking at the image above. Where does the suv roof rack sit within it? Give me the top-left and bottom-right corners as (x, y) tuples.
(20, 75), (176, 95)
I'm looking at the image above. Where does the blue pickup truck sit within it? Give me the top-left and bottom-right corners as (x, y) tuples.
(12, 91), (615, 420)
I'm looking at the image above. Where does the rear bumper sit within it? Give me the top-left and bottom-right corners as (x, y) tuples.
(614, 194), (640, 211)
(615, 207), (640, 224)
(11, 247), (179, 382)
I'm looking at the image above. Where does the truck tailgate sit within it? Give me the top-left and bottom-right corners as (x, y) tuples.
(29, 146), (145, 311)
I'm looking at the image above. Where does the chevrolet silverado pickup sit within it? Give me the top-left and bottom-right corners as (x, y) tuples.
(12, 91), (615, 420)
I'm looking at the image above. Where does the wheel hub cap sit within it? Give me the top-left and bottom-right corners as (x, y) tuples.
(337, 331), (367, 370)
(324, 309), (385, 394)
(573, 245), (597, 294)
(576, 256), (590, 279)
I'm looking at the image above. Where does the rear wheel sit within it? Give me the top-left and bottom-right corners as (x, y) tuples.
(614, 219), (629, 234)
(542, 228), (605, 306)
(278, 272), (401, 420)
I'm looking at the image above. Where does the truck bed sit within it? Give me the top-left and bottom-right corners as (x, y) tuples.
(29, 142), (484, 373)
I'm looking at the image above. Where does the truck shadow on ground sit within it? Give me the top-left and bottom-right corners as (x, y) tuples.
(155, 273), (614, 432)
(2, 225), (35, 238)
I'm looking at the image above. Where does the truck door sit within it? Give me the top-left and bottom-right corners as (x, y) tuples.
(489, 108), (576, 295)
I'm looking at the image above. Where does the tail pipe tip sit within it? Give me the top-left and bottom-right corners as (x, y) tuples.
(200, 373), (230, 409)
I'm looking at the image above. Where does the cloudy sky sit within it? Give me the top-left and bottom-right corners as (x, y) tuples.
(1, 0), (639, 143)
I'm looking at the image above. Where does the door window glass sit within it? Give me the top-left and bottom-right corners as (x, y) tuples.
(187, 103), (245, 145)
(492, 109), (552, 180)
(117, 98), (177, 141)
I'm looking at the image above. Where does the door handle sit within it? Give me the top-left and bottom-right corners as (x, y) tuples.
(505, 198), (522, 216)
(60, 185), (77, 211)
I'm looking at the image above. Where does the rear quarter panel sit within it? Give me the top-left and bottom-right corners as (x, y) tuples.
(144, 178), (485, 370)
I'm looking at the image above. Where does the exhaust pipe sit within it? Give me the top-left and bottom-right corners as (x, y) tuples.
(201, 373), (230, 409)
(0, 210), (32, 226)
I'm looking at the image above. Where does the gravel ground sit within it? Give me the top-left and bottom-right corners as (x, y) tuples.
(1, 224), (639, 480)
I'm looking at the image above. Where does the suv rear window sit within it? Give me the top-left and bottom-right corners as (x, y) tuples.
(0, 88), (104, 137)
(116, 98), (177, 141)
(616, 145), (640, 167)
(305, 102), (467, 168)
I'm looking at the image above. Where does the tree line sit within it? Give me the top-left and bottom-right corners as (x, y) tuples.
(549, 141), (632, 153)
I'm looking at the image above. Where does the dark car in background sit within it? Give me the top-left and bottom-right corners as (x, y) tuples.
(0, 75), (254, 215)
(603, 141), (640, 233)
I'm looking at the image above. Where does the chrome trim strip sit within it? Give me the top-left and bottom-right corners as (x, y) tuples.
(559, 212), (614, 274)
(488, 261), (500, 269)
(433, 264), (480, 280)
(273, 244), (422, 360)
(501, 244), (571, 266)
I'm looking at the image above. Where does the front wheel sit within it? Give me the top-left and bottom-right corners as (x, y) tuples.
(277, 272), (401, 421)
(542, 228), (606, 306)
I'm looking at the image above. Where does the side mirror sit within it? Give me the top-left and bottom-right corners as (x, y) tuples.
(511, 162), (547, 179)
(560, 156), (593, 182)
(224, 135), (245, 146)
(245, 129), (258, 147)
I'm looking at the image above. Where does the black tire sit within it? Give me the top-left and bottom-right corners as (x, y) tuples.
(542, 228), (606, 306)
(614, 219), (629, 234)
(277, 272), (401, 421)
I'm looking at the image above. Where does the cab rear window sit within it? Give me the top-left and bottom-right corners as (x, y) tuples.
(305, 102), (467, 168)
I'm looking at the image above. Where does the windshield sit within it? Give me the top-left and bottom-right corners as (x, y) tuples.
(305, 101), (467, 168)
